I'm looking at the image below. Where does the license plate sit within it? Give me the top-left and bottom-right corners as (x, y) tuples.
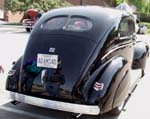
(37, 54), (58, 68)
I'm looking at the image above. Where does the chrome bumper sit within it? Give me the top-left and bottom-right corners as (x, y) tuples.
(23, 25), (33, 28)
(23, 23), (34, 28)
(6, 91), (100, 115)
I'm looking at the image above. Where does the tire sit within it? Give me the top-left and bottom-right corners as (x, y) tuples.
(108, 101), (125, 116)
(26, 28), (31, 32)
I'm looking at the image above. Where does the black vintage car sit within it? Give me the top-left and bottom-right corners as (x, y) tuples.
(6, 6), (149, 117)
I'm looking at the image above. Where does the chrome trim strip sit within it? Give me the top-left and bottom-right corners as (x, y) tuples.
(6, 91), (100, 115)
(101, 43), (133, 61)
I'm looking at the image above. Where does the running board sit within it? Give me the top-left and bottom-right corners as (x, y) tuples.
(123, 69), (142, 109)
(129, 69), (142, 94)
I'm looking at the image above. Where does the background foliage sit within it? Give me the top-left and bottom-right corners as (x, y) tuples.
(5, 0), (72, 12)
(115, 0), (150, 14)
(5, 0), (150, 14)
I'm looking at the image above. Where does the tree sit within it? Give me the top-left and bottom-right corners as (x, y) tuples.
(5, 0), (72, 12)
(115, 0), (150, 14)
(103, 0), (117, 7)
(145, 1), (150, 14)
(115, 0), (125, 5)
(127, 0), (147, 13)
(101, 0), (150, 15)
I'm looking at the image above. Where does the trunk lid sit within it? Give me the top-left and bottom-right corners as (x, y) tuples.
(20, 34), (96, 101)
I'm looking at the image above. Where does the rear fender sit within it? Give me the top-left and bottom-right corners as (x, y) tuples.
(82, 56), (129, 109)
(6, 57), (22, 91)
(132, 41), (149, 75)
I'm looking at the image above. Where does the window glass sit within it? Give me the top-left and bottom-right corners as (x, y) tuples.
(119, 18), (135, 37)
(42, 17), (68, 30)
(42, 17), (93, 32)
(128, 20), (135, 33)
(63, 17), (93, 31)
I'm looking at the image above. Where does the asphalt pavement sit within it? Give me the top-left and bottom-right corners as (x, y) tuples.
(0, 25), (150, 119)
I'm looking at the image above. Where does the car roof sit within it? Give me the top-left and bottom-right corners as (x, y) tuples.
(33, 6), (131, 42)
(47, 6), (127, 18)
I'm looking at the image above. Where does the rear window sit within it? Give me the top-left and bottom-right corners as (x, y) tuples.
(42, 16), (93, 32)
(42, 17), (67, 30)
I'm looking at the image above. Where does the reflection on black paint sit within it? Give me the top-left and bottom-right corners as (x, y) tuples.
(21, 58), (65, 97)
(21, 58), (42, 93)
(45, 68), (65, 97)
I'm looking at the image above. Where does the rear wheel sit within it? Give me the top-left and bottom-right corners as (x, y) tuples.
(26, 28), (31, 32)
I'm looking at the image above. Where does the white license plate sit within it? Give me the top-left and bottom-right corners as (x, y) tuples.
(37, 54), (58, 68)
